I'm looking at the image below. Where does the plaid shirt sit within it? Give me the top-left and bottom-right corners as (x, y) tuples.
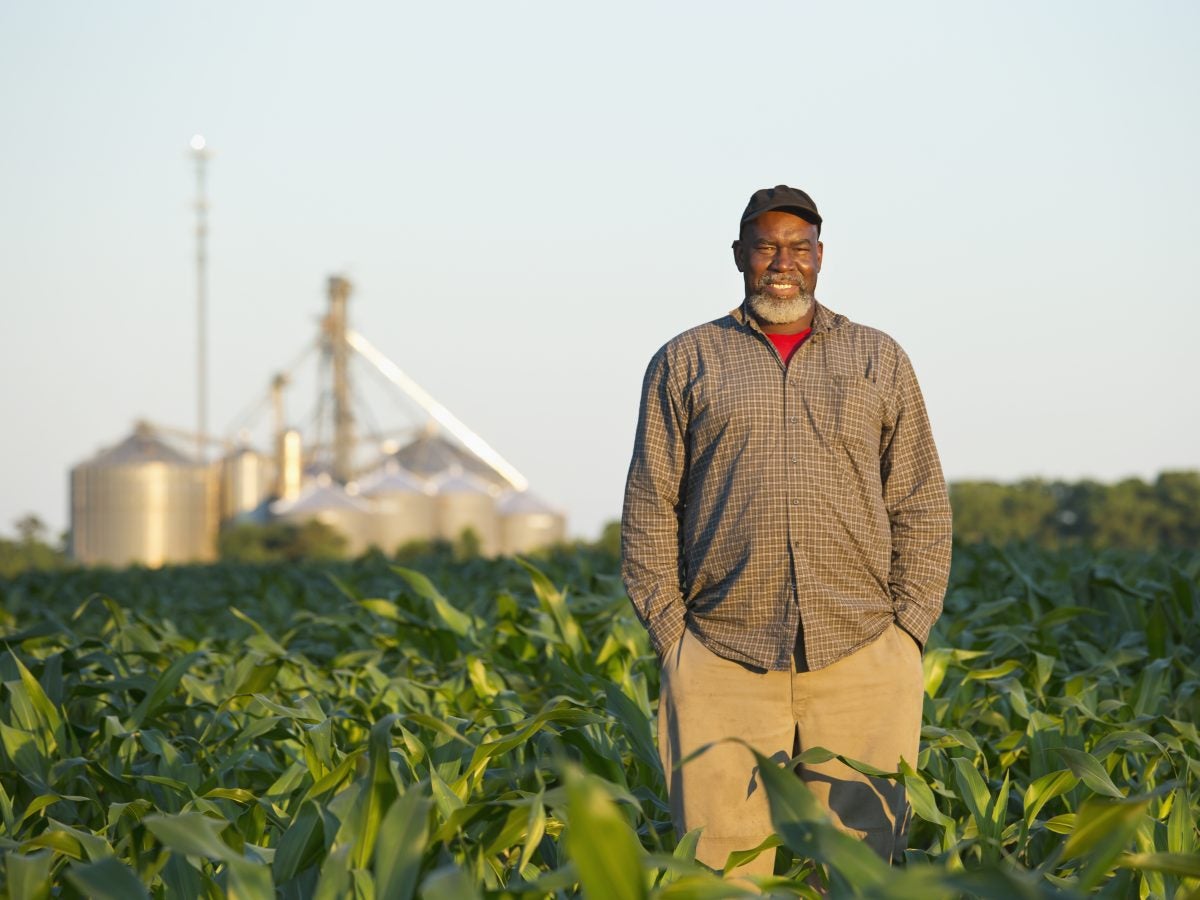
(621, 301), (952, 671)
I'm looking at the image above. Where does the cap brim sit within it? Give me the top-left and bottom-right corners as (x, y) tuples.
(742, 203), (822, 225)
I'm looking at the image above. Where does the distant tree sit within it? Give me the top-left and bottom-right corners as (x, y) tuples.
(1152, 471), (1200, 547)
(949, 472), (1200, 550)
(0, 513), (68, 578)
(949, 480), (1058, 544)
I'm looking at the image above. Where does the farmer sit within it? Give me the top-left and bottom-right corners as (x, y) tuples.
(620, 185), (952, 874)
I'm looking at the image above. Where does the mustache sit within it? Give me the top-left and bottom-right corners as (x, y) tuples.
(755, 273), (808, 289)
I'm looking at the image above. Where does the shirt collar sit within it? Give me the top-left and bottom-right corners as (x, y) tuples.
(729, 299), (846, 336)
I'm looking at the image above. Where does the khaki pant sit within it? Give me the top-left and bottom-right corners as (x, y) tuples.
(657, 624), (923, 875)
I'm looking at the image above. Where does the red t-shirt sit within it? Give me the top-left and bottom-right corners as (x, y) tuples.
(765, 327), (812, 365)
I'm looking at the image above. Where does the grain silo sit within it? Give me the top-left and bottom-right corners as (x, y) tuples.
(359, 462), (437, 553)
(498, 490), (567, 555)
(70, 422), (217, 567)
(220, 446), (273, 520)
(270, 474), (372, 557)
(432, 468), (501, 556)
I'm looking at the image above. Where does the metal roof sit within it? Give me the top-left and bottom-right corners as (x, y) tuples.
(270, 479), (371, 516)
(497, 490), (560, 516)
(84, 422), (196, 469)
(393, 433), (508, 487)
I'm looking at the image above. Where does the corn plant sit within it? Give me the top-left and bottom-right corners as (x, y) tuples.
(0, 543), (1197, 898)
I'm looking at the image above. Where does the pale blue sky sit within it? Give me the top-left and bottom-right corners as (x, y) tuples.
(2, 1), (1197, 542)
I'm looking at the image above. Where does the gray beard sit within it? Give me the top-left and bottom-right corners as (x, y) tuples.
(746, 287), (814, 325)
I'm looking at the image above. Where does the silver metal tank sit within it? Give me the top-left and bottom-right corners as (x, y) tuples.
(498, 490), (567, 555)
(220, 446), (273, 521)
(70, 422), (217, 567)
(276, 428), (303, 502)
(358, 461), (437, 553)
(431, 468), (500, 556)
(395, 432), (510, 489)
(269, 474), (372, 557)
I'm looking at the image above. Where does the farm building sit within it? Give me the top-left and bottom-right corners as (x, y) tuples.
(68, 276), (565, 567)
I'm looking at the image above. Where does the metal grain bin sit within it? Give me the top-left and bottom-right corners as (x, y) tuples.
(358, 462), (437, 553)
(70, 422), (217, 567)
(395, 432), (509, 489)
(431, 468), (500, 556)
(269, 475), (372, 557)
(498, 490), (567, 555)
(220, 446), (273, 521)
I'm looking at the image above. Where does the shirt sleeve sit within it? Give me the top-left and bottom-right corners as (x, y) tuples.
(621, 348), (690, 657)
(880, 349), (953, 648)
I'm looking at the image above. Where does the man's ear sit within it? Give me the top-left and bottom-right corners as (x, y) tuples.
(815, 240), (824, 273)
(731, 240), (745, 273)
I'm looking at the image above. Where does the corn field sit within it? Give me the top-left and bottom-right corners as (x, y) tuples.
(1, 543), (1198, 898)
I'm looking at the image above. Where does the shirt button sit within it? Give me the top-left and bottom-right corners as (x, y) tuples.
(788, 416), (799, 423)
(791, 499), (800, 506)
(790, 455), (798, 464)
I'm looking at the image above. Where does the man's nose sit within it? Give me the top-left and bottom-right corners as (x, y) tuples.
(769, 248), (796, 270)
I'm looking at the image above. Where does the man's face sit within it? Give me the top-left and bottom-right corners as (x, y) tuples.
(733, 210), (823, 327)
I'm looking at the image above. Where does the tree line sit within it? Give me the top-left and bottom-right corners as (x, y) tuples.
(3, 470), (1197, 576)
(950, 471), (1200, 550)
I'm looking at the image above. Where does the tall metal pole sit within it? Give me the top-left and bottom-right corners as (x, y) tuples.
(326, 275), (355, 483)
(190, 134), (212, 463)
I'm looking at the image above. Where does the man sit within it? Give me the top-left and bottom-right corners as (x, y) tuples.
(621, 185), (952, 875)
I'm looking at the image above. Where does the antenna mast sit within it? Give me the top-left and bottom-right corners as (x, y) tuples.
(324, 275), (355, 482)
(189, 134), (212, 463)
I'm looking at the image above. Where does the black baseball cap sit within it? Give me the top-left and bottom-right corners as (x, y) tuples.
(741, 185), (822, 234)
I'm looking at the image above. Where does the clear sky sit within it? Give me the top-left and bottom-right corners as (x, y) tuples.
(2, 1), (1197, 543)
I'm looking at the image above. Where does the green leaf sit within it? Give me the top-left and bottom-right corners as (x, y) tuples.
(351, 713), (402, 870)
(5, 850), (53, 900)
(272, 800), (325, 883)
(374, 783), (431, 900)
(1052, 747), (1125, 799)
(1118, 851), (1200, 878)
(1022, 769), (1079, 827)
(565, 771), (647, 900)
(203, 787), (256, 805)
(902, 767), (954, 828)
(655, 876), (762, 898)
(749, 748), (889, 887)
(160, 853), (208, 899)
(1065, 797), (1151, 892)
(720, 833), (781, 874)
(0, 721), (44, 778)
(63, 857), (151, 900)
(951, 756), (995, 841)
(9, 652), (64, 752)
(518, 789), (547, 872)
(1167, 786), (1197, 854)
(419, 865), (483, 900)
(392, 566), (473, 637)
(517, 558), (586, 659)
(144, 811), (235, 861)
(312, 844), (353, 900)
(22, 819), (112, 862)
(224, 857), (275, 900)
(130, 650), (206, 728)
(1062, 797), (1148, 859)
(963, 659), (1022, 681)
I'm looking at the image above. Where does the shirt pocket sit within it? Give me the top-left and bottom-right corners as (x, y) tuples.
(689, 365), (780, 454)
(799, 374), (885, 458)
